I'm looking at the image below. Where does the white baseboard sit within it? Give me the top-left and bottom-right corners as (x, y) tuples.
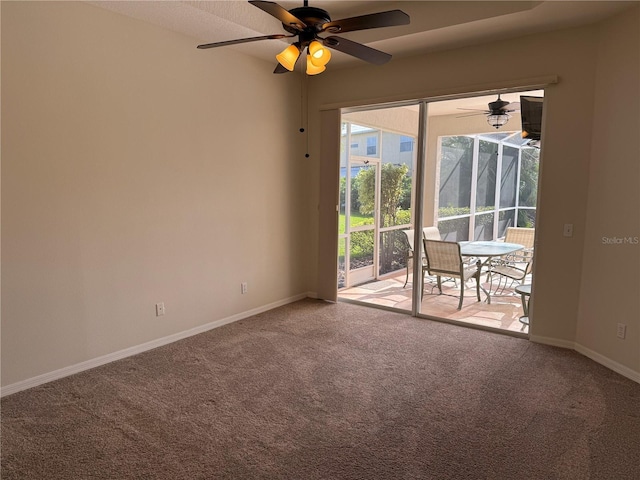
(1, 292), (314, 398)
(531, 335), (640, 384)
(574, 343), (640, 384)
(529, 334), (576, 350)
(4, 295), (637, 397)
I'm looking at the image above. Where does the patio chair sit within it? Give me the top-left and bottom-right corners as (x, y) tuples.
(401, 229), (423, 287)
(423, 226), (441, 241)
(504, 227), (535, 250)
(423, 225), (467, 284)
(487, 227), (535, 292)
(423, 239), (481, 310)
(402, 227), (442, 287)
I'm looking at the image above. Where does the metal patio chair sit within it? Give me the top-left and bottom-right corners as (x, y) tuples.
(401, 229), (422, 287)
(423, 239), (481, 310)
(487, 227), (535, 292)
(401, 227), (442, 287)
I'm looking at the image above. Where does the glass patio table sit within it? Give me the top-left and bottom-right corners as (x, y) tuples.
(458, 241), (525, 303)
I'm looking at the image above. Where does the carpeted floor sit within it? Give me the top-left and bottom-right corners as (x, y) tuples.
(2, 299), (639, 479)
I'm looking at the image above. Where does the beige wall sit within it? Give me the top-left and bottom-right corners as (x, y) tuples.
(1, 2), (311, 386)
(310, 8), (639, 378)
(576, 9), (640, 374)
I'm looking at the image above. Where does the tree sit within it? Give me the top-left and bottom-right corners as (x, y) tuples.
(355, 163), (410, 272)
(356, 163), (409, 227)
(399, 175), (412, 210)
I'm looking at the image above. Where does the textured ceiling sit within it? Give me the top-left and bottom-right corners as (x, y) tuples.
(92, 1), (634, 68)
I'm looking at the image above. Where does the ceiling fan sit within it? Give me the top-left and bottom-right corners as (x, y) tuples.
(457, 95), (520, 129)
(197, 0), (410, 75)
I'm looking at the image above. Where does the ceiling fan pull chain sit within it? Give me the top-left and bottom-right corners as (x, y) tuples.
(299, 62), (310, 158)
(299, 64), (305, 134)
(305, 72), (310, 158)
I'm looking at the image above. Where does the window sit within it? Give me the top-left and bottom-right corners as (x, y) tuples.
(366, 136), (377, 155)
(400, 135), (414, 152)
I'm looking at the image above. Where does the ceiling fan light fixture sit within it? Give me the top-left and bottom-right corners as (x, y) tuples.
(276, 43), (301, 71)
(306, 54), (326, 75)
(487, 113), (510, 129)
(198, 2), (410, 75)
(308, 40), (331, 67)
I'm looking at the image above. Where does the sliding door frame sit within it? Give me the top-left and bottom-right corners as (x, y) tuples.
(411, 101), (428, 316)
(317, 76), (557, 334)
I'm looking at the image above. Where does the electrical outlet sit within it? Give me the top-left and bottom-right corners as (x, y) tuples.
(616, 323), (626, 339)
(156, 302), (165, 316)
(241, 282), (248, 294)
(563, 223), (573, 237)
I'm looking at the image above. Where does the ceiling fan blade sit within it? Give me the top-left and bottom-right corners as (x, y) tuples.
(456, 112), (488, 118)
(323, 36), (391, 65)
(197, 34), (291, 49)
(321, 10), (410, 34)
(249, 1), (307, 31)
(456, 108), (491, 113)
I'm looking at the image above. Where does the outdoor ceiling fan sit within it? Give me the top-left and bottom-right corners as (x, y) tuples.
(197, 0), (410, 75)
(457, 95), (520, 129)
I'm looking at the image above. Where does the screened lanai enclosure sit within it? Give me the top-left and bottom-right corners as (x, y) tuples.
(437, 132), (539, 242)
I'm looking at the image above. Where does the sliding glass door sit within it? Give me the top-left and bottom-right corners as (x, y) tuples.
(419, 91), (543, 334)
(337, 106), (419, 312)
(332, 89), (544, 335)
